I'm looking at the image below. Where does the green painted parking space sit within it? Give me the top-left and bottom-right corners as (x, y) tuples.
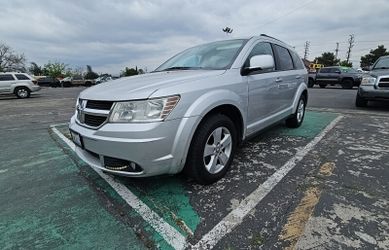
(0, 129), (147, 249)
(50, 111), (337, 248)
(0, 111), (337, 249)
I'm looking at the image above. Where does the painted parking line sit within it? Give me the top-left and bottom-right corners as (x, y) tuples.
(51, 114), (342, 250)
(50, 126), (187, 250)
(192, 116), (343, 249)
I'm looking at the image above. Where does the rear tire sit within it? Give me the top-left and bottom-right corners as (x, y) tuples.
(15, 87), (31, 99)
(286, 95), (306, 128)
(342, 79), (354, 89)
(355, 93), (368, 107)
(184, 114), (237, 185)
(308, 79), (315, 88)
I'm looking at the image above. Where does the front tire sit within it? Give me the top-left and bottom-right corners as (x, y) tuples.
(184, 114), (237, 185)
(342, 79), (354, 89)
(286, 95), (306, 128)
(355, 93), (368, 107)
(15, 87), (31, 99)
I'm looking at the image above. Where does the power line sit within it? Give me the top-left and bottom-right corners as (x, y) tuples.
(258, 0), (316, 28)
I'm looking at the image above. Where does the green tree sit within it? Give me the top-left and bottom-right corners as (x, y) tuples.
(28, 62), (43, 76)
(0, 43), (26, 72)
(360, 45), (389, 69)
(84, 65), (98, 79)
(42, 61), (67, 78)
(314, 52), (340, 67)
(339, 60), (353, 67)
(121, 67), (139, 77)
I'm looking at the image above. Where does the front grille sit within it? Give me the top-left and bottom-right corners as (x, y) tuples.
(84, 114), (107, 127)
(378, 77), (389, 88)
(86, 100), (114, 110)
(104, 156), (143, 172)
(77, 99), (113, 128)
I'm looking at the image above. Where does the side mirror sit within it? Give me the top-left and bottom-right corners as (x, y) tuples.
(242, 54), (274, 75)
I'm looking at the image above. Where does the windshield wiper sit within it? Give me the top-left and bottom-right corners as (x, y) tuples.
(158, 66), (206, 72)
(373, 67), (389, 70)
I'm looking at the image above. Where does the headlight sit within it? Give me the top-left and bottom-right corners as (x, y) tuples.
(360, 77), (376, 86)
(109, 95), (180, 123)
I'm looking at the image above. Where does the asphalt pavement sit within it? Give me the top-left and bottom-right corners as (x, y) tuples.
(0, 86), (388, 249)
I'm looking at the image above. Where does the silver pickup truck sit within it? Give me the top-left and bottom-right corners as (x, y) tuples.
(356, 55), (389, 107)
(69, 35), (308, 184)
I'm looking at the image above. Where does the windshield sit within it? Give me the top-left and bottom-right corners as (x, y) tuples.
(154, 39), (247, 72)
(373, 57), (389, 70)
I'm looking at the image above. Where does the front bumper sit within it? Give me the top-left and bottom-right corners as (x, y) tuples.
(358, 86), (389, 100)
(69, 115), (199, 177)
(30, 85), (41, 92)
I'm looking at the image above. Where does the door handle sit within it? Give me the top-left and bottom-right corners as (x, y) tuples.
(275, 78), (282, 83)
(296, 75), (301, 79)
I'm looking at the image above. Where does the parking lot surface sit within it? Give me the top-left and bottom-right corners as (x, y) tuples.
(1, 87), (388, 249)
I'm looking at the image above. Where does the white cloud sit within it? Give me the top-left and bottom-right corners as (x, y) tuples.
(0, 0), (388, 73)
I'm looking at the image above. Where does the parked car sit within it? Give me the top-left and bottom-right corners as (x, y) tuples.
(356, 55), (389, 107)
(95, 75), (113, 84)
(308, 66), (362, 89)
(69, 35), (308, 184)
(0, 72), (41, 98)
(60, 76), (95, 87)
(37, 76), (60, 87)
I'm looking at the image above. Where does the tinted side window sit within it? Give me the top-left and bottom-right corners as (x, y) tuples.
(245, 42), (274, 72)
(0, 74), (15, 81)
(290, 51), (305, 69)
(15, 74), (30, 80)
(329, 68), (340, 73)
(273, 45), (294, 71)
(319, 68), (330, 73)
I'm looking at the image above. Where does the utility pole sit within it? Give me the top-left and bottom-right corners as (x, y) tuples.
(335, 42), (339, 60)
(346, 34), (355, 63)
(303, 41), (310, 60)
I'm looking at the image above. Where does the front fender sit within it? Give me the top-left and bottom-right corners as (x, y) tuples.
(171, 89), (247, 173)
(184, 89), (246, 119)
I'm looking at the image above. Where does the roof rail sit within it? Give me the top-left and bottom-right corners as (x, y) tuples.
(260, 34), (283, 43)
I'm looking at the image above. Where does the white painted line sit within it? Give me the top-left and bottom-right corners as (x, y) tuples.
(50, 126), (187, 250)
(51, 126), (76, 151)
(192, 115), (343, 250)
(49, 122), (69, 128)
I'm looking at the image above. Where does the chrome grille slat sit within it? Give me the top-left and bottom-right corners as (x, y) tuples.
(77, 99), (112, 129)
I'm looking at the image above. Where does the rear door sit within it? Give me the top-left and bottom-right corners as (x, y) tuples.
(328, 67), (342, 84)
(315, 67), (331, 84)
(0, 74), (16, 93)
(272, 44), (298, 110)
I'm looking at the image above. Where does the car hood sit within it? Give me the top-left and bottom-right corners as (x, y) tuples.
(367, 69), (389, 78)
(79, 70), (225, 101)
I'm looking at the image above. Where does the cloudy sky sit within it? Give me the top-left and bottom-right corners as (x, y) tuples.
(1, 0), (389, 74)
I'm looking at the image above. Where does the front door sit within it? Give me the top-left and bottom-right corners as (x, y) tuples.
(246, 42), (282, 134)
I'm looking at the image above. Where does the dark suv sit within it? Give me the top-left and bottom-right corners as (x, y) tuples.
(356, 56), (389, 107)
(311, 66), (362, 89)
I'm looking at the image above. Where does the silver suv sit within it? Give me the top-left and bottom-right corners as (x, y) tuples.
(0, 72), (41, 98)
(69, 35), (308, 184)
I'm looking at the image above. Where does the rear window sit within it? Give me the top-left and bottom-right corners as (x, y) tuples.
(0, 74), (15, 81)
(273, 45), (294, 71)
(15, 74), (31, 80)
(290, 51), (305, 69)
